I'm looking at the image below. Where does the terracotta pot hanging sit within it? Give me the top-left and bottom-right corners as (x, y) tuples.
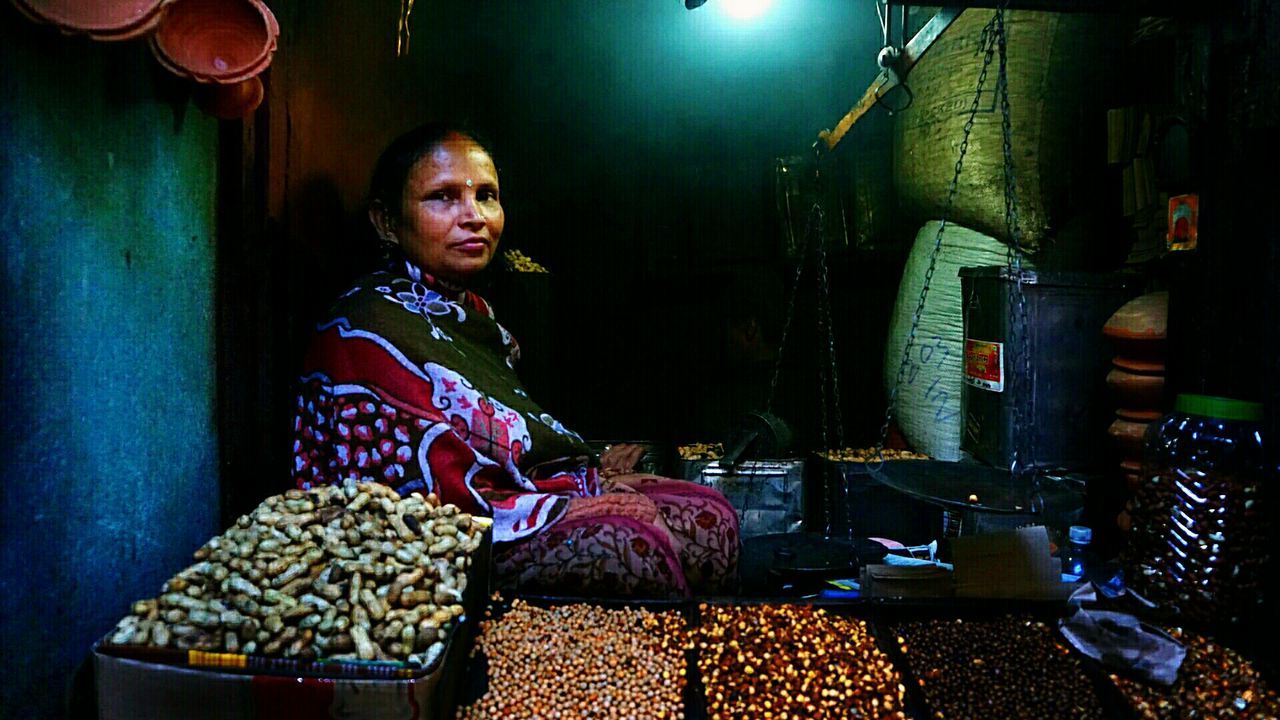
(192, 75), (265, 119)
(11, 0), (168, 41)
(150, 0), (279, 84)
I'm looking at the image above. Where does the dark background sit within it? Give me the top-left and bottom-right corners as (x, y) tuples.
(202, 0), (1280, 594)
(3, 2), (1278, 717)
(217, 0), (911, 520)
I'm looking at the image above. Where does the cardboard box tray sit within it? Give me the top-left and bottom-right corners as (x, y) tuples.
(95, 618), (461, 680)
(95, 618), (472, 720)
(96, 529), (491, 680)
(95, 530), (492, 719)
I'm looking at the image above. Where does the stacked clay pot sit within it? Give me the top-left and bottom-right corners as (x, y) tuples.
(150, 0), (279, 118)
(11, 0), (278, 119)
(1102, 291), (1169, 527)
(10, 0), (168, 40)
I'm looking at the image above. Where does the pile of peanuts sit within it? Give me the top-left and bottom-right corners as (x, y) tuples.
(822, 448), (929, 462)
(106, 482), (486, 669)
(504, 249), (549, 273)
(697, 604), (908, 720)
(894, 617), (1105, 720)
(1111, 627), (1280, 719)
(677, 443), (724, 460)
(458, 599), (688, 720)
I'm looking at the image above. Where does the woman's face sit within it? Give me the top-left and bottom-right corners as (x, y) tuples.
(391, 134), (504, 284)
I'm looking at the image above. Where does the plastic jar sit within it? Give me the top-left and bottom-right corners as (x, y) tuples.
(1124, 394), (1270, 622)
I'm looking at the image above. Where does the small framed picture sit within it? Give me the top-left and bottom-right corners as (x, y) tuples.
(1167, 194), (1198, 252)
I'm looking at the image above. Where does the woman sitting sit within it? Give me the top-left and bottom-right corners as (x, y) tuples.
(290, 122), (738, 597)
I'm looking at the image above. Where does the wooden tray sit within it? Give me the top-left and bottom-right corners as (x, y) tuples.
(454, 594), (1150, 720)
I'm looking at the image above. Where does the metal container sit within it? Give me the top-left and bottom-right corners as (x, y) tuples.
(692, 459), (805, 538)
(808, 456), (940, 545)
(864, 460), (1087, 563)
(677, 458), (713, 482)
(959, 267), (1137, 470)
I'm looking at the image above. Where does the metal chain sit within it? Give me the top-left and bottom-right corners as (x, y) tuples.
(995, 9), (1041, 509)
(813, 215), (850, 537)
(763, 166), (848, 536)
(874, 13), (1002, 466)
(765, 198), (818, 416)
(812, 204), (833, 535)
(816, 233), (845, 451)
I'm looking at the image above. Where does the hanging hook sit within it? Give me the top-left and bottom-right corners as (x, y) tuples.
(873, 44), (914, 115)
(876, 82), (914, 115)
(397, 0), (417, 57)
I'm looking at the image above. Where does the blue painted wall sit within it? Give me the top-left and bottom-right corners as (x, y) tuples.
(1, 12), (221, 719)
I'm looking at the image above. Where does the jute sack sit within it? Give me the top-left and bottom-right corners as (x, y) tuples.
(892, 9), (1115, 252)
(883, 221), (1031, 461)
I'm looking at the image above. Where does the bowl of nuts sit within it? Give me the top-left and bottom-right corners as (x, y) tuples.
(1109, 626), (1280, 719)
(502, 248), (549, 274)
(696, 602), (921, 719)
(808, 448), (939, 545)
(457, 596), (693, 719)
(889, 614), (1114, 719)
(675, 442), (724, 482)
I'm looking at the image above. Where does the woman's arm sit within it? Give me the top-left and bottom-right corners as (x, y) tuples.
(599, 443), (648, 477)
(290, 320), (584, 542)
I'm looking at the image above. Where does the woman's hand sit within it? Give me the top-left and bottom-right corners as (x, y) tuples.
(600, 476), (642, 494)
(599, 443), (646, 478)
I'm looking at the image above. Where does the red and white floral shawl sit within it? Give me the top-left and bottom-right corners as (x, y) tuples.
(291, 260), (599, 542)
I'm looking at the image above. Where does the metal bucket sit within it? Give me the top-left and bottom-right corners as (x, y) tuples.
(691, 459), (806, 538)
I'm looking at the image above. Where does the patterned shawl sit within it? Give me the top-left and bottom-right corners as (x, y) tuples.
(291, 259), (599, 542)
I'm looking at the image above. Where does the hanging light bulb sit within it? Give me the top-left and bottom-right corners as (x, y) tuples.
(684, 0), (774, 20)
(719, 0), (773, 19)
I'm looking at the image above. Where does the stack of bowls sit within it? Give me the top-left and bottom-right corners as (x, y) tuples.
(11, 0), (279, 119)
(10, 0), (168, 41)
(149, 0), (279, 118)
(1103, 290), (1169, 530)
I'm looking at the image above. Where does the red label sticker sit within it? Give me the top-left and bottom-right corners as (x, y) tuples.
(964, 339), (1004, 392)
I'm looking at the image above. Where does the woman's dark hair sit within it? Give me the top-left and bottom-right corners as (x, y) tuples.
(368, 121), (498, 220)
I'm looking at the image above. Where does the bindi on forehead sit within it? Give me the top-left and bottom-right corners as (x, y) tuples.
(418, 143), (494, 175)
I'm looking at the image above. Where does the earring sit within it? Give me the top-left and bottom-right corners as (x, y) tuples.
(377, 228), (403, 261)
